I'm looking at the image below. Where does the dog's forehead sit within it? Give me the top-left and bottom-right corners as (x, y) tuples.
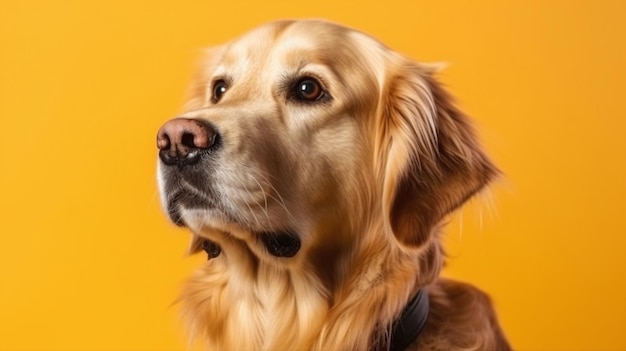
(223, 21), (292, 61)
(218, 20), (389, 86)
(223, 21), (366, 66)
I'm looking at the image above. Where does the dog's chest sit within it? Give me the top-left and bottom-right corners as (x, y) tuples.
(187, 260), (330, 350)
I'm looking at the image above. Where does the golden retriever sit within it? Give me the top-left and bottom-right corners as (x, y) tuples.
(156, 19), (511, 351)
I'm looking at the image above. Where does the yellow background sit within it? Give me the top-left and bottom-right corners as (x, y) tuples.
(1, 0), (625, 350)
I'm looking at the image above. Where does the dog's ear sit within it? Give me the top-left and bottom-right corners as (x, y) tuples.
(380, 61), (498, 248)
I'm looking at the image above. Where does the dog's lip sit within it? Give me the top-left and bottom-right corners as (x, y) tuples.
(166, 189), (260, 232)
(165, 187), (217, 227)
(258, 230), (301, 257)
(166, 185), (301, 254)
(167, 198), (186, 226)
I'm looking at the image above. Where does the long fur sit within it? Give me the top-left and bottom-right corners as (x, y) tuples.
(157, 19), (511, 351)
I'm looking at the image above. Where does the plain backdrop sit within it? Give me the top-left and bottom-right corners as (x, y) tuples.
(1, 1), (625, 350)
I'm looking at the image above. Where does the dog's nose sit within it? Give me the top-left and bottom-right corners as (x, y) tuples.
(157, 118), (219, 167)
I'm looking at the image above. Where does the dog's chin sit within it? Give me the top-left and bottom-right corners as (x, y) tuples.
(175, 207), (246, 235)
(163, 188), (217, 227)
(171, 207), (302, 259)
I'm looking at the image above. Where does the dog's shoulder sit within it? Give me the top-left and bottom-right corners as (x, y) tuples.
(410, 278), (512, 351)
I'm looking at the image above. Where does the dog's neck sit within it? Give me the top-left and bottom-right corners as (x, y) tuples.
(201, 238), (430, 350)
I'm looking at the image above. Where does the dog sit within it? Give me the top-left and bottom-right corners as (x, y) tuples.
(156, 19), (511, 351)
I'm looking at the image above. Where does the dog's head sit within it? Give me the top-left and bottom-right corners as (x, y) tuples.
(156, 19), (497, 269)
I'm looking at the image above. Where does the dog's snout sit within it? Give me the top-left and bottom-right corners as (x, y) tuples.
(157, 118), (219, 167)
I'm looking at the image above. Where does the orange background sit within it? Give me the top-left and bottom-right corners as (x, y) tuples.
(1, 1), (625, 350)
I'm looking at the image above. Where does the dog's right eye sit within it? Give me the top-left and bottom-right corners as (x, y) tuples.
(212, 80), (228, 103)
(292, 77), (327, 103)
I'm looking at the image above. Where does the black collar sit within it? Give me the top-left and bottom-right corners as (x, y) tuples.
(201, 240), (429, 350)
(385, 289), (430, 351)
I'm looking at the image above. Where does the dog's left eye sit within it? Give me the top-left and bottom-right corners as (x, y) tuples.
(212, 80), (228, 103)
(294, 78), (325, 102)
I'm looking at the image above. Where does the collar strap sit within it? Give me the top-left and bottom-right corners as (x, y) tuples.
(386, 289), (430, 351)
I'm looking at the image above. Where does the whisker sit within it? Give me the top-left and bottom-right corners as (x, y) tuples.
(265, 188), (296, 223)
(146, 189), (162, 214)
(231, 174), (262, 228)
(238, 164), (296, 223)
(247, 174), (271, 223)
(457, 207), (464, 241)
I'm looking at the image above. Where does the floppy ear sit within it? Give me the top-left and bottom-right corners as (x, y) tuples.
(380, 61), (498, 248)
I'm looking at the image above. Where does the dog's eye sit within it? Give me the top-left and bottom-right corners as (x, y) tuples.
(212, 80), (228, 103)
(294, 78), (325, 102)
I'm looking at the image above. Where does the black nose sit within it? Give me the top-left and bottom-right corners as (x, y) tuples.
(156, 118), (219, 167)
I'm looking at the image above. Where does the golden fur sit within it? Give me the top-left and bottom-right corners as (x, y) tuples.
(157, 19), (511, 350)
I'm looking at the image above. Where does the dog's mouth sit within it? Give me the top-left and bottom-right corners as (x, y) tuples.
(200, 231), (300, 259)
(166, 188), (302, 258)
(165, 188), (217, 227)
